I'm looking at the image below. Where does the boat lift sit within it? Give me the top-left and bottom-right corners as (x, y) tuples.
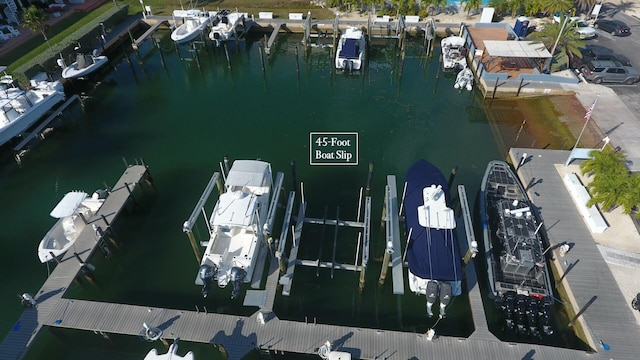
(277, 165), (373, 296)
(181, 161), (285, 294)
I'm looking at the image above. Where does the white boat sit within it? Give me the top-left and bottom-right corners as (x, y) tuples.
(144, 339), (194, 360)
(195, 160), (274, 299)
(335, 27), (366, 72)
(454, 67), (473, 91)
(171, 9), (213, 44)
(37, 190), (108, 263)
(60, 48), (109, 79)
(441, 36), (467, 70)
(0, 73), (66, 147)
(208, 9), (247, 47)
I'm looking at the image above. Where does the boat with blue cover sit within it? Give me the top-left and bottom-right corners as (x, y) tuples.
(335, 27), (366, 72)
(404, 159), (463, 319)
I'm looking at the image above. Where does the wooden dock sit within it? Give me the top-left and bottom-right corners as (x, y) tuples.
(132, 20), (170, 50)
(0, 164), (153, 360)
(510, 148), (640, 359)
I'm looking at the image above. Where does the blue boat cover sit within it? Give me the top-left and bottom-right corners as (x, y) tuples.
(405, 159), (463, 283)
(339, 38), (359, 59)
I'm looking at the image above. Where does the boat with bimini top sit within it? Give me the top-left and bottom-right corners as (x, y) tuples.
(143, 338), (194, 360)
(208, 9), (247, 47)
(441, 35), (467, 70)
(480, 160), (554, 337)
(194, 160), (275, 300)
(37, 190), (108, 263)
(335, 27), (366, 72)
(404, 159), (463, 319)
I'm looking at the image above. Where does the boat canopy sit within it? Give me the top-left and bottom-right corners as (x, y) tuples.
(49, 191), (88, 218)
(340, 39), (359, 59)
(441, 36), (465, 48)
(212, 191), (258, 227)
(225, 160), (271, 195)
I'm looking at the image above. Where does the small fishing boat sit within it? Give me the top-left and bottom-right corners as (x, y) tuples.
(195, 160), (275, 299)
(143, 338), (194, 360)
(37, 190), (108, 263)
(441, 35), (467, 70)
(208, 9), (247, 47)
(60, 47), (108, 79)
(335, 27), (366, 72)
(480, 160), (554, 336)
(171, 9), (213, 44)
(454, 67), (474, 91)
(0, 73), (65, 147)
(404, 159), (463, 319)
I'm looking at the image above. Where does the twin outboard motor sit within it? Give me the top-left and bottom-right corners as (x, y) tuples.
(198, 264), (217, 298)
(501, 292), (516, 330)
(229, 267), (247, 300)
(439, 282), (452, 319)
(527, 297), (540, 338)
(19, 293), (36, 307)
(515, 294), (528, 335)
(343, 60), (353, 73)
(425, 281), (439, 318)
(539, 297), (554, 335)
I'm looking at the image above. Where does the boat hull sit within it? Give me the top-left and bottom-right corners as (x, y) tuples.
(480, 160), (553, 299)
(171, 15), (212, 44)
(61, 56), (109, 79)
(405, 159), (462, 296)
(335, 27), (366, 71)
(0, 86), (65, 147)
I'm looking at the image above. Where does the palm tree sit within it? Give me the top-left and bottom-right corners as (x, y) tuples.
(21, 6), (50, 49)
(539, 0), (574, 16)
(461, 0), (482, 15)
(487, 0), (510, 18)
(618, 173), (640, 216)
(586, 171), (627, 211)
(580, 148), (627, 178)
(575, 0), (596, 14)
(528, 15), (586, 70)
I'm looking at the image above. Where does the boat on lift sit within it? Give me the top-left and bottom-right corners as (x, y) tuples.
(404, 159), (463, 319)
(480, 160), (554, 336)
(171, 9), (214, 44)
(193, 160), (279, 300)
(37, 190), (108, 263)
(0, 72), (65, 147)
(208, 9), (247, 47)
(441, 35), (467, 70)
(335, 27), (366, 72)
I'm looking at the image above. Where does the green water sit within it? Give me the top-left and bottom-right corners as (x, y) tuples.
(1, 30), (582, 358)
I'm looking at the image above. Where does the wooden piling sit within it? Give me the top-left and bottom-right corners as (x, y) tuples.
(186, 230), (202, 263)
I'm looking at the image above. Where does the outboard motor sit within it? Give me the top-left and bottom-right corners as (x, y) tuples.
(515, 294), (528, 335)
(438, 282), (452, 319)
(229, 267), (247, 300)
(527, 297), (540, 338)
(502, 292), (516, 330)
(632, 293), (640, 311)
(539, 297), (554, 335)
(198, 264), (217, 298)
(425, 281), (439, 318)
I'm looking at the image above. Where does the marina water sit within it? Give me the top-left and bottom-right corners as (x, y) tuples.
(0, 31), (586, 358)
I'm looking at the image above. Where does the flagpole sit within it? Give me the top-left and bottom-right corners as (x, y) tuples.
(571, 96), (598, 150)
(565, 96), (598, 167)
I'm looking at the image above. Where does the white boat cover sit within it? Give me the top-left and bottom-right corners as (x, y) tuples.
(212, 191), (257, 227)
(49, 191), (88, 218)
(225, 160), (271, 194)
(483, 40), (552, 58)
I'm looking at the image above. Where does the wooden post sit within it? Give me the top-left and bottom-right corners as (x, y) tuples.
(492, 77), (500, 99)
(186, 230), (202, 263)
(378, 249), (391, 286)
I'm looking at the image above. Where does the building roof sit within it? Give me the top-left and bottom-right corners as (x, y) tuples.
(483, 40), (552, 58)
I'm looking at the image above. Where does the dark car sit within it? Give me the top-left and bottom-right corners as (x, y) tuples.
(570, 45), (632, 69)
(595, 19), (631, 36)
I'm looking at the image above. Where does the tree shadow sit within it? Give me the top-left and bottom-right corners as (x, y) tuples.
(601, 1), (638, 17)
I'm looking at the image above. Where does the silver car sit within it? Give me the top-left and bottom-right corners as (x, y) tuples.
(581, 60), (640, 84)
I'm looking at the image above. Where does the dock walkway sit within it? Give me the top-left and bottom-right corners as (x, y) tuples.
(510, 148), (640, 359)
(0, 165), (151, 360)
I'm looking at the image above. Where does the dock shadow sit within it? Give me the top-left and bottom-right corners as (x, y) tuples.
(211, 319), (257, 360)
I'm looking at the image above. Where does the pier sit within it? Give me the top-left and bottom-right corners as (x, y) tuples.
(0, 163), (154, 360)
(132, 20), (170, 50)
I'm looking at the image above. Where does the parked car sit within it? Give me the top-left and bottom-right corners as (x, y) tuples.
(595, 19), (631, 36)
(585, 45), (632, 66)
(569, 17), (597, 39)
(581, 60), (640, 84)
